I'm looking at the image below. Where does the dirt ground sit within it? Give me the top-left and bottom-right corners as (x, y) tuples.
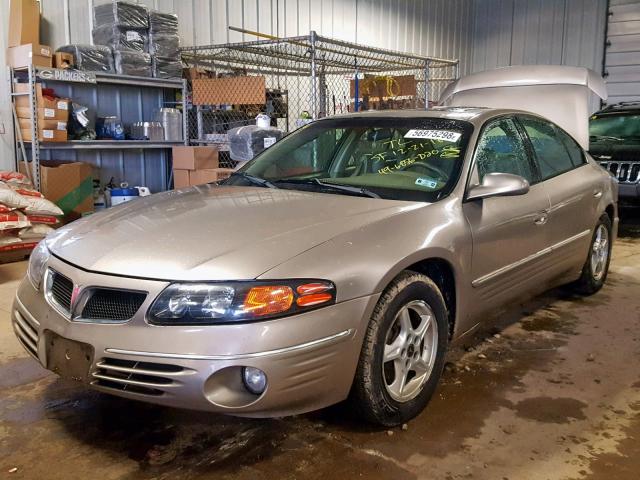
(1, 209), (639, 480)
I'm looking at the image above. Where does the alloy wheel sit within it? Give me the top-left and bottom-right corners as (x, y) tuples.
(590, 224), (609, 281)
(382, 300), (438, 402)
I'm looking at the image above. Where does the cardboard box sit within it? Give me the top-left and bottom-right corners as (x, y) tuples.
(183, 67), (215, 80)
(189, 168), (234, 185)
(16, 106), (69, 122)
(172, 167), (234, 188)
(9, 0), (40, 47)
(19, 161), (94, 222)
(54, 52), (74, 69)
(14, 83), (71, 111)
(21, 128), (68, 142)
(173, 169), (190, 189)
(172, 146), (219, 170)
(7, 43), (52, 68)
(192, 76), (266, 106)
(18, 118), (67, 131)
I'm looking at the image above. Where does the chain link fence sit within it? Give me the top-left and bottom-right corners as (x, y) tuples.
(181, 31), (458, 168)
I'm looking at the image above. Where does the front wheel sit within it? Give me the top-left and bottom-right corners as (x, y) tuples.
(572, 214), (612, 295)
(350, 271), (449, 426)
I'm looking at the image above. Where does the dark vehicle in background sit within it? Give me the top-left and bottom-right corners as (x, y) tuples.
(589, 103), (640, 204)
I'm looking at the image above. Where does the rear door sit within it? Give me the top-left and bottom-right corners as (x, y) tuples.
(516, 115), (600, 275)
(463, 117), (552, 306)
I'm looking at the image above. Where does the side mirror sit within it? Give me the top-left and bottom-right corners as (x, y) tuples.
(466, 173), (530, 201)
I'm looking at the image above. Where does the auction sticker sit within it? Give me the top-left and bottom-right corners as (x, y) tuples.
(404, 129), (461, 142)
(415, 177), (438, 188)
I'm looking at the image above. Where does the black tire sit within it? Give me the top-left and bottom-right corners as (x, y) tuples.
(350, 271), (449, 426)
(572, 214), (612, 295)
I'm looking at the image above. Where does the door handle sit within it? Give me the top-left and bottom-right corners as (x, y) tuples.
(534, 213), (548, 225)
(593, 190), (603, 198)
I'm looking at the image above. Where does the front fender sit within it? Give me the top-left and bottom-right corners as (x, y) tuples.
(259, 198), (475, 336)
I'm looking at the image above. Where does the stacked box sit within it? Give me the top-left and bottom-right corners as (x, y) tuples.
(7, 43), (53, 68)
(57, 45), (115, 73)
(9, 0), (41, 47)
(152, 56), (182, 79)
(172, 146), (234, 188)
(114, 50), (152, 77)
(92, 24), (148, 52)
(14, 83), (70, 142)
(93, 1), (149, 29)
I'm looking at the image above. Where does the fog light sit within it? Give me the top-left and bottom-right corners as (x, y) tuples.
(242, 367), (267, 395)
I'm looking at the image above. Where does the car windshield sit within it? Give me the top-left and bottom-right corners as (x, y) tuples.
(226, 117), (473, 202)
(589, 113), (640, 142)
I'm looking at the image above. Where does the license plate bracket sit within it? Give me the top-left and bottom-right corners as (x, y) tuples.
(45, 331), (94, 383)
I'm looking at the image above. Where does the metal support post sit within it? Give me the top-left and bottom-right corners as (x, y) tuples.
(182, 79), (188, 145)
(310, 30), (318, 120)
(424, 60), (430, 110)
(196, 105), (204, 143)
(28, 65), (41, 191)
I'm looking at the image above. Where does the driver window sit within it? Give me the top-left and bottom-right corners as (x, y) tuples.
(474, 118), (535, 184)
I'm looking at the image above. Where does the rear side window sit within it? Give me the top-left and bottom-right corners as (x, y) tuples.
(518, 117), (581, 180)
(556, 128), (585, 167)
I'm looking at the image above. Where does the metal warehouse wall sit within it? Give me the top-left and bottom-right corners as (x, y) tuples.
(605, 0), (640, 104)
(1, 0), (612, 172)
(471, 0), (607, 74)
(0, 0), (474, 171)
(40, 0), (474, 69)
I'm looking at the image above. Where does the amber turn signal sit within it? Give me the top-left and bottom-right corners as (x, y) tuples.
(296, 292), (334, 307)
(296, 282), (333, 295)
(243, 285), (294, 316)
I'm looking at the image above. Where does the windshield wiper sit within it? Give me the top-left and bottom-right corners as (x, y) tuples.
(590, 135), (624, 142)
(275, 178), (380, 199)
(229, 172), (278, 189)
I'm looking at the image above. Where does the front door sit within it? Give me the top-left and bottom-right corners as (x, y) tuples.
(463, 117), (552, 306)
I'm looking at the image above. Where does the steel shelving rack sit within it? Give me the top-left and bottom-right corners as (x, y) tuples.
(9, 65), (189, 191)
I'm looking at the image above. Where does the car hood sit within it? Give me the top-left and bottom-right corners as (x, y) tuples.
(47, 185), (419, 281)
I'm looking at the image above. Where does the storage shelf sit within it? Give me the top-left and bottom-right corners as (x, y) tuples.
(34, 140), (183, 150)
(28, 67), (184, 89)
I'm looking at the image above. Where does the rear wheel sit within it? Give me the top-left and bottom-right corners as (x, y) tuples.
(572, 214), (612, 295)
(350, 271), (449, 426)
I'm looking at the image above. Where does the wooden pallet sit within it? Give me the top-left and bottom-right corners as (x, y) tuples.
(0, 247), (34, 265)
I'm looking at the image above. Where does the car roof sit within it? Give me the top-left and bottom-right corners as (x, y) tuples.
(594, 102), (640, 115)
(319, 106), (540, 127)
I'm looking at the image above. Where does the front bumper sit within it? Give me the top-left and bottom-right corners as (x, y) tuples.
(12, 255), (377, 417)
(618, 183), (640, 201)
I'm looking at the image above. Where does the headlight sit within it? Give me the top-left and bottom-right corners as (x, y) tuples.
(27, 241), (50, 290)
(148, 280), (335, 325)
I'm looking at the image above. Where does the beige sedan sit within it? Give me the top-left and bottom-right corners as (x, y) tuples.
(13, 107), (617, 426)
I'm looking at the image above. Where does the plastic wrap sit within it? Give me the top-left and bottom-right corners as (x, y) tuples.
(148, 33), (180, 57)
(93, 24), (148, 52)
(57, 45), (114, 73)
(229, 125), (284, 162)
(152, 56), (182, 79)
(114, 50), (152, 77)
(149, 10), (178, 34)
(94, 1), (149, 29)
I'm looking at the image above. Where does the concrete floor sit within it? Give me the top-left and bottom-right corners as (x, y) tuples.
(1, 211), (639, 480)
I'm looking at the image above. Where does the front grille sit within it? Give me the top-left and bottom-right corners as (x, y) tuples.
(598, 161), (640, 184)
(91, 357), (188, 396)
(81, 289), (147, 322)
(50, 271), (73, 313)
